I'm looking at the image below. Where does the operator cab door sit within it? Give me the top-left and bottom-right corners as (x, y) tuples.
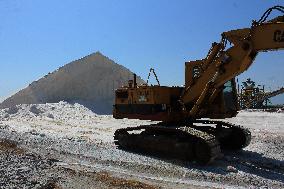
(223, 79), (239, 114)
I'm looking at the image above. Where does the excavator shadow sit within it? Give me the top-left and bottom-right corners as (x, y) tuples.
(219, 150), (284, 183)
(177, 150), (283, 183)
(120, 147), (284, 183)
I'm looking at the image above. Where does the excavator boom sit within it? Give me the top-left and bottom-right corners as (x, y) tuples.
(182, 9), (284, 117)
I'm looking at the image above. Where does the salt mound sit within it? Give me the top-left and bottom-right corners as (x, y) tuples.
(0, 52), (144, 114)
(0, 101), (97, 121)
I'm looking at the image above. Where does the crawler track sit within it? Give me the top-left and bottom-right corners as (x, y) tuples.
(114, 120), (251, 164)
(114, 124), (221, 165)
(192, 120), (251, 150)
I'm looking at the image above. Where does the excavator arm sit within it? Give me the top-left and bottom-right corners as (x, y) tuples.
(181, 6), (284, 117)
(218, 17), (284, 80)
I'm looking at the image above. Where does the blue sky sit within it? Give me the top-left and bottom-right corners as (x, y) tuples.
(0, 0), (284, 104)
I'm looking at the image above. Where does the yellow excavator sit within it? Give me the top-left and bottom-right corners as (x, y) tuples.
(113, 6), (284, 164)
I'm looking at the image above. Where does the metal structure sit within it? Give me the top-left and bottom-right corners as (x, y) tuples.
(238, 78), (267, 109)
(239, 78), (284, 109)
(260, 87), (284, 105)
(113, 6), (284, 164)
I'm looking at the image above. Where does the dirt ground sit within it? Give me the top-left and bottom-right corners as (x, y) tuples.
(0, 102), (283, 188)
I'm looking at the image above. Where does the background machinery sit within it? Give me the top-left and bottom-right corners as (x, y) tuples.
(113, 6), (284, 164)
(238, 78), (284, 109)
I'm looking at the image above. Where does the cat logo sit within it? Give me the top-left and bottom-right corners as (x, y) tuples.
(273, 30), (284, 42)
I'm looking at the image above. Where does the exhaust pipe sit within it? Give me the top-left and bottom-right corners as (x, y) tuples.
(134, 73), (137, 88)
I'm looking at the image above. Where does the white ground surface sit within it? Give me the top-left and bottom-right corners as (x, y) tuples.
(0, 102), (283, 188)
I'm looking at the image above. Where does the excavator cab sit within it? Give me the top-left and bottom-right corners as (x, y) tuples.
(222, 79), (239, 116)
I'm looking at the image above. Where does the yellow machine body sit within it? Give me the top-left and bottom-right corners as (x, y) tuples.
(114, 15), (284, 122)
